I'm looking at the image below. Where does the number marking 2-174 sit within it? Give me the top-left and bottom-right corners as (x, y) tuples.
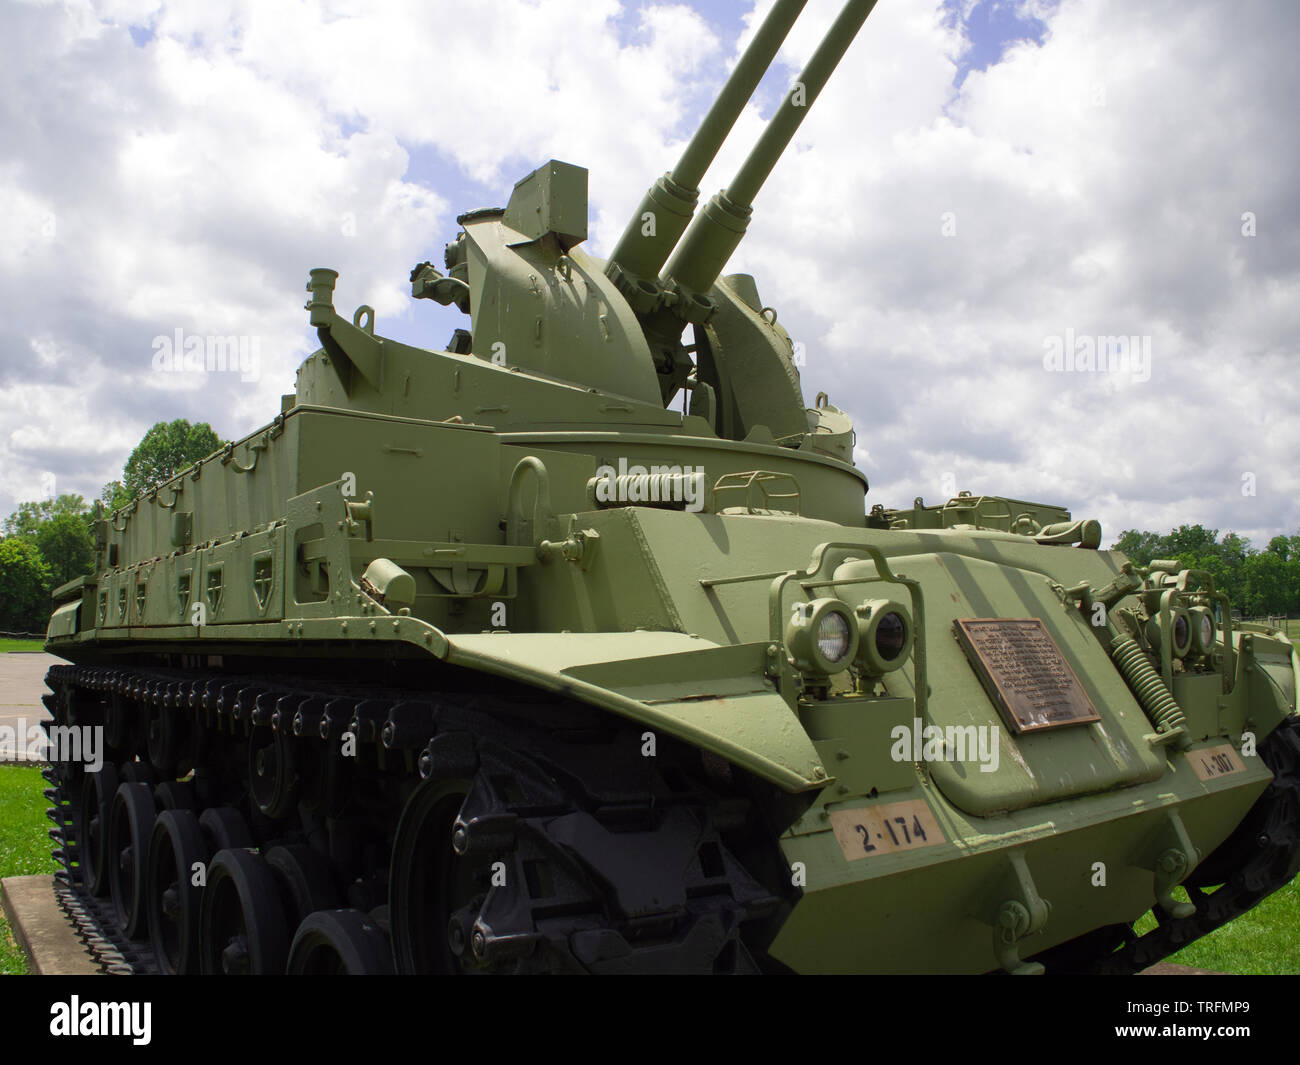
(830, 800), (945, 862)
(855, 815), (927, 851)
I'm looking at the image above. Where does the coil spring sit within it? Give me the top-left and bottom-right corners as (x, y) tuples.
(1111, 635), (1187, 737)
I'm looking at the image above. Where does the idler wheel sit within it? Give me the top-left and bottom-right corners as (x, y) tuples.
(287, 909), (395, 975)
(390, 779), (482, 974)
(147, 809), (209, 974)
(77, 762), (120, 897)
(107, 782), (157, 938)
(200, 848), (291, 975)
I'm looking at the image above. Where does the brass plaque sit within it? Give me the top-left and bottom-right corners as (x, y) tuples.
(954, 618), (1100, 734)
(829, 799), (946, 862)
(1185, 743), (1247, 782)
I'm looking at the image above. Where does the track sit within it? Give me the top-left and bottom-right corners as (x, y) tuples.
(40, 662), (789, 975)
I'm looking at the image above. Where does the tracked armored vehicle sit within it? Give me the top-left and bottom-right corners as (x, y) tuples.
(40, 0), (1300, 974)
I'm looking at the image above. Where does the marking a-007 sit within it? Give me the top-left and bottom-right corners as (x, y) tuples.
(829, 799), (945, 862)
(1186, 743), (1247, 783)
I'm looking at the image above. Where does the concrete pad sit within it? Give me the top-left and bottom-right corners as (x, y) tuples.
(0, 652), (64, 763)
(1, 875), (99, 976)
(1139, 962), (1225, 975)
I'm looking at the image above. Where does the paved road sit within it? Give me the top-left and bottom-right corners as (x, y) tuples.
(0, 653), (64, 763)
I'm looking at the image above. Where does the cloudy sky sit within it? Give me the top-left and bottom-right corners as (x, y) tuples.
(1, 0), (1297, 548)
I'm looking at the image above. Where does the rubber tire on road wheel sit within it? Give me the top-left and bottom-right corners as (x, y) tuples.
(200, 848), (291, 975)
(287, 909), (395, 974)
(147, 809), (209, 974)
(78, 762), (120, 897)
(199, 806), (255, 852)
(265, 845), (341, 924)
(107, 781), (157, 939)
(154, 780), (197, 811)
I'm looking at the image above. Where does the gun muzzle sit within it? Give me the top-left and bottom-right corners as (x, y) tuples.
(605, 0), (807, 305)
(663, 0), (880, 297)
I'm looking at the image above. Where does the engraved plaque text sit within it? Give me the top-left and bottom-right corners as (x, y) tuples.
(954, 618), (1101, 733)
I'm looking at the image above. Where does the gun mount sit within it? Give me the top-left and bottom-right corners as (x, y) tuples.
(398, 0), (877, 452)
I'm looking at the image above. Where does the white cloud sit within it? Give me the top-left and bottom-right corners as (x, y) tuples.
(729, 0), (1300, 546)
(1, 0), (1297, 555)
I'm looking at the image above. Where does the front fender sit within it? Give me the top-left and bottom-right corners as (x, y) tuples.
(446, 631), (825, 792)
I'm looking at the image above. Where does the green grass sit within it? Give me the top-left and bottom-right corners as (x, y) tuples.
(1276, 617), (1300, 650)
(0, 765), (60, 975)
(0, 920), (24, 974)
(0, 638), (44, 653)
(1131, 879), (1300, 973)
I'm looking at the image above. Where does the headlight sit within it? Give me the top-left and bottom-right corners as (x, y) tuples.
(816, 610), (852, 664)
(1147, 606), (1195, 658)
(786, 598), (858, 678)
(854, 599), (913, 676)
(1170, 607), (1192, 658)
(1189, 605), (1216, 655)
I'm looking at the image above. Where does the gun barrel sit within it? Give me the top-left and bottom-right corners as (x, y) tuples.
(606, 0), (806, 284)
(663, 0), (880, 296)
(670, 0), (808, 192)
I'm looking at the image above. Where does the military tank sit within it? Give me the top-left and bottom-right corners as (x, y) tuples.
(38, 0), (1300, 975)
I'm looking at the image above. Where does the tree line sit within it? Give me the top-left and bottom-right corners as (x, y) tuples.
(0, 421), (222, 634)
(1112, 524), (1300, 618)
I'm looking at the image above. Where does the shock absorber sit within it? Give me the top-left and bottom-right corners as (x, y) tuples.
(1108, 632), (1189, 747)
(1067, 566), (1189, 748)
